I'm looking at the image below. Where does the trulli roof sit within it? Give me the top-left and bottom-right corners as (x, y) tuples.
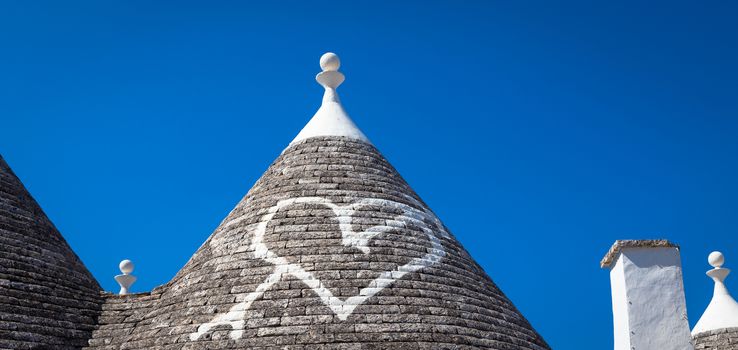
(0, 155), (102, 349)
(0, 53), (549, 350)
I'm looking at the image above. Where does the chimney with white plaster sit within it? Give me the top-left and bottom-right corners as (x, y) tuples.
(601, 240), (694, 350)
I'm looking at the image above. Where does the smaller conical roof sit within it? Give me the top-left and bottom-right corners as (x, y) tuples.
(693, 251), (738, 336)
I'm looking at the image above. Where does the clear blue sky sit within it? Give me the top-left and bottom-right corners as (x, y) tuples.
(1, 1), (737, 348)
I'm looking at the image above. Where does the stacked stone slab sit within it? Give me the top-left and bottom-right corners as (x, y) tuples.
(693, 328), (738, 350)
(80, 136), (549, 349)
(0, 155), (102, 349)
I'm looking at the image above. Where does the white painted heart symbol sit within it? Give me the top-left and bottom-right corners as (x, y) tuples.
(190, 195), (448, 341)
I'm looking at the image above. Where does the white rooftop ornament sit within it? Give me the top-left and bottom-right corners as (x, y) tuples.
(289, 52), (370, 146)
(114, 259), (137, 295)
(692, 251), (738, 335)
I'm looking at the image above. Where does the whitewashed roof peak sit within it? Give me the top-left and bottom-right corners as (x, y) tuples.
(289, 52), (370, 147)
(692, 251), (738, 335)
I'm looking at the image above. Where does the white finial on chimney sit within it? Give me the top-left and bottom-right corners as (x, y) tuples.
(289, 52), (370, 147)
(692, 251), (738, 335)
(114, 259), (137, 295)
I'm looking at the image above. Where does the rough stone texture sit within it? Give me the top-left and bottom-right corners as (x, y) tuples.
(0, 155), (102, 349)
(0, 136), (550, 349)
(600, 239), (678, 268)
(693, 328), (738, 350)
(85, 291), (162, 350)
(82, 136), (549, 350)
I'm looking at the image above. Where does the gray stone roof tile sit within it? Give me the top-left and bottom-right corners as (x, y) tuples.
(693, 327), (738, 350)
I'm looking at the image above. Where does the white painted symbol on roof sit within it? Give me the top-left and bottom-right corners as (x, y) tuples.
(189, 196), (449, 341)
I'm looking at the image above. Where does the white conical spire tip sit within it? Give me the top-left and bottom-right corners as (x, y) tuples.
(288, 52), (370, 147)
(692, 250), (738, 335)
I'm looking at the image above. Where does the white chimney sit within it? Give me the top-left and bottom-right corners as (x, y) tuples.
(601, 240), (693, 350)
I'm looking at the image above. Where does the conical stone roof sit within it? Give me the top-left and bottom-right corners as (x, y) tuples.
(83, 53), (547, 349)
(178, 136), (549, 349)
(80, 53), (549, 349)
(0, 155), (102, 349)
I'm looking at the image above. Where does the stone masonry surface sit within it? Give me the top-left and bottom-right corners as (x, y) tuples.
(600, 239), (677, 268)
(0, 155), (102, 349)
(83, 137), (549, 350)
(693, 328), (738, 350)
(0, 136), (550, 349)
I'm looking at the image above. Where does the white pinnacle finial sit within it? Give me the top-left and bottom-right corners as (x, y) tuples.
(692, 251), (738, 335)
(288, 52), (370, 147)
(315, 52), (345, 93)
(114, 259), (137, 295)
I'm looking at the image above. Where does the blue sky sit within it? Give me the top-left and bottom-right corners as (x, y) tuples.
(1, 1), (737, 348)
